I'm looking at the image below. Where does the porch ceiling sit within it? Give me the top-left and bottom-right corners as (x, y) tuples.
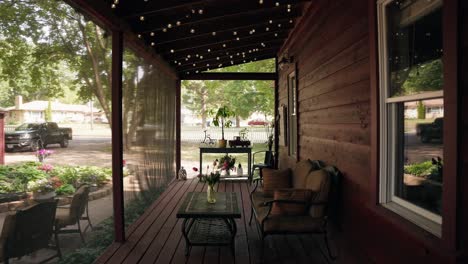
(105, 0), (309, 75)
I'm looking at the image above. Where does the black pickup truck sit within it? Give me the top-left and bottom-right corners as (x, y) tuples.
(416, 118), (443, 143)
(5, 122), (72, 152)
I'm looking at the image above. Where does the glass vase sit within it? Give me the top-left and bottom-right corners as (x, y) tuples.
(207, 184), (216, 204)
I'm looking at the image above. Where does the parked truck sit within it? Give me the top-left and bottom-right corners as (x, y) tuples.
(5, 122), (72, 152)
(416, 117), (443, 143)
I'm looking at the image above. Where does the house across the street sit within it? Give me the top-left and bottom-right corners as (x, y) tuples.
(4, 95), (99, 124)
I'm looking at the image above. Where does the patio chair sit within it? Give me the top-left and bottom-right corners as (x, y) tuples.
(0, 200), (60, 264)
(251, 150), (276, 184)
(249, 159), (341, 260)
(55, 185), (92, 245)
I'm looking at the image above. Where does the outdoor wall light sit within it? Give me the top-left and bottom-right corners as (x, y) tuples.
(278, 53), (294, 70)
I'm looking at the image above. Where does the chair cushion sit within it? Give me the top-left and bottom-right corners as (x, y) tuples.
(251, 192), (273, 208)
(262, 168), (291, 196)
(55, 207), (75, 228)
(292, 159), (316, 188)
(271, 189), (313, 216)
(255, 205), (324, 233)
(305, 169), (331, 218)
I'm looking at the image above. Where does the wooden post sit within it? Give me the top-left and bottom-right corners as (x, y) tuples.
(176, 79), (181, 178)
(274, 57), (279, 168)
(0, 110), (5, 165)
(111, 30), (125, 243)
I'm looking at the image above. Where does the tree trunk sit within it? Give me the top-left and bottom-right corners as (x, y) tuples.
(201, 87), (207, 129)
(236, 116), (241, 128)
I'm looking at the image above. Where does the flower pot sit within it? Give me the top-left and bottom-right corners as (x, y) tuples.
(33, 191), (56, 201)
(218, 139), (227, 148)
(207, 184), (216, 203)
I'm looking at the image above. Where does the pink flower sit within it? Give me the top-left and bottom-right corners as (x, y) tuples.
(192, 167), (198, 172)
(123, 160), (127, 167)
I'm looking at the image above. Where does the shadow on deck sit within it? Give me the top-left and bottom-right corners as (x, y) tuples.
(96, 179), (334, 264)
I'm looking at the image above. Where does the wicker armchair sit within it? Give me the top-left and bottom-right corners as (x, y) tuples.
(249, 159), (341, 259)
(0, 200), (60, 264)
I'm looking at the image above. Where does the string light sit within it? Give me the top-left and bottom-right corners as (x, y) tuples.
(170, 49), (174, 53)
(162, 28), (167, 32)
(140, 16), (145, 21)
(190, 29), (195, 33)
(176, 21), (181, 26)
(167, 23), (173, 28)
(269, 20), (273, 24)
(233, 31), (237, 35)
(150, 32), (155, 36)
(151, 42), (155, 46)
(266, 27), (270, 31)
(222, 44), (227, 48)
(275, 2), (280, 6)
(111, 4), (116, 8)
(198, 9), (204, 14)
(137, 34), (142, 38)
(212, 32), (217, 36)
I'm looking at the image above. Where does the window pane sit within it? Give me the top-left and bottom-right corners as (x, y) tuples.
(386, 1), (443, 97)
(394, 99), (443, 215)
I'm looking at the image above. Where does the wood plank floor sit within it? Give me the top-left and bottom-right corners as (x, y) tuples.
(96, 179), (330, 264)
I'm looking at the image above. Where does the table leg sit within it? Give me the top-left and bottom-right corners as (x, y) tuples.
(182, 218), (195, 256)
(199, 150), (203, 176)
(248, 151), (252, 182)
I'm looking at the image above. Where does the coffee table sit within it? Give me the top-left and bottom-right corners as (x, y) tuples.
(176, 192), (241, 256)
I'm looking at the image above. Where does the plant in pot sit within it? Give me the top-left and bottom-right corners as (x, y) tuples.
(28, 178), (57, 201)
(210, 105), (235, 148)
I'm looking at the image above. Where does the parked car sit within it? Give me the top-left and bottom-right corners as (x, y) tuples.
(416, 118), (443, 143)
(5, 122), (73, 152)
(247, 119), (268, 126)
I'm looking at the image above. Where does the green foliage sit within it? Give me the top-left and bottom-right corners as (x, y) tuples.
(58, 187), (165, 264)
(44, 100), (52, 121)
(404, 161), (438, 177)
(55, 183), (75, 195)
(210, 106), (235, 140)
(0, 162), (47, 192)
(417, 101), (426, 119)
(0, 163), (111, 194)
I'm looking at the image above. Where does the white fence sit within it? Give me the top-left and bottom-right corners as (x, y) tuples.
(181, 126), (270, 144)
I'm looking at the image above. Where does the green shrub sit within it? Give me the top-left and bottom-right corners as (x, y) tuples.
(58, 187), (165, 264)
(404, 161), (437, 177)
(56, 184), (76, 195)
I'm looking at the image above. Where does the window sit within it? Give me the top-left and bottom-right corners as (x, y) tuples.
(378, 0), (443, 236)
(288, 70), (297, 159)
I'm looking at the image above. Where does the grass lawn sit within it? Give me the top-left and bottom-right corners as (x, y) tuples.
(404, 118), (434, 132)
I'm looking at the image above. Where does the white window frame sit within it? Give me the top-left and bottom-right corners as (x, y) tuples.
(377, 0), (443, 237)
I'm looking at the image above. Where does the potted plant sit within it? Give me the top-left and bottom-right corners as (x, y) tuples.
(28, 178), (56, 201)
(210, 105), (235, 148)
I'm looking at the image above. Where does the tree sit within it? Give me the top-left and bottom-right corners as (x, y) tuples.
(182, 80), (218, 128)
(44, 100), (52, 121)
(417, 101), (426, 119)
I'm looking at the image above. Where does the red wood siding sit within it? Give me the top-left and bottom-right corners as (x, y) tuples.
(278, 0), (462, 262)
(460, 0), (468, 262)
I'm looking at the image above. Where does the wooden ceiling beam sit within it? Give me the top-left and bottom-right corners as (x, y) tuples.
(177, 52), (276, 73)
(181, 72), (277, 81)
(180, 54), (275, 74)
(131, 3), (302, 34)
(155, 29), (290, 53)
(175, 47), (279, 70)
(166, 40), (283, 62)
(146, 17), (296, 45)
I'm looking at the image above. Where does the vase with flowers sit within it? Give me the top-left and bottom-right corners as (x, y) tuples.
(195, 164), (221, 203)
(218, 154), (236, 176)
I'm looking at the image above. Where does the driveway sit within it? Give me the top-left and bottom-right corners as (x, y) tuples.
(5, 135), (112, 167)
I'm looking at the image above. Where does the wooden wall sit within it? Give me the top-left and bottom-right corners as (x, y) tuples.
(460, 0), (468, 261)
(278, 0), (463, 262)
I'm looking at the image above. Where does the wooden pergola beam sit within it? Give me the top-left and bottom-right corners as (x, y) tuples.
(181, 72), (277, 80)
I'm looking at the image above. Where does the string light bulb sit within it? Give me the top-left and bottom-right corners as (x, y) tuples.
(140, 16), (145, 21)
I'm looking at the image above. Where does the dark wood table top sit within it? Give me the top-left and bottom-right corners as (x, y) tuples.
(176, 192), (241, 219)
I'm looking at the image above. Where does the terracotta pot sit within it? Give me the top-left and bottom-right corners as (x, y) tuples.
(218, 139), (227, 148)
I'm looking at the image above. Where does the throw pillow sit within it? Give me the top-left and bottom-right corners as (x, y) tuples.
(271, 189), (313, 216)
(262, 168), (292, 196)
(292, 159), (315, 188)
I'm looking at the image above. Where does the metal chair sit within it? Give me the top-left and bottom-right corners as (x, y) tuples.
(0, 200), (60, 264)
(251, 150), (276, 185)
(55, 185), (93, 246)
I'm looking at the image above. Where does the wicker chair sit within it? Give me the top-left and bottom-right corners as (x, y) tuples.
(55, 185), (92, 246)
(0, 200), (60, 264)
(249, 159), (341, 260)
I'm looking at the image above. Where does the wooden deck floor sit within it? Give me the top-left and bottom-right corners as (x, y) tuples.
(96, 179), (331, 264)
